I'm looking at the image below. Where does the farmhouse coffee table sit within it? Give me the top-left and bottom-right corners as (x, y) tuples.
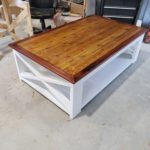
(9, 16), (146, 119)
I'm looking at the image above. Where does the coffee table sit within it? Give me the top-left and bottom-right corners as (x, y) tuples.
(9, 16), (146, 119)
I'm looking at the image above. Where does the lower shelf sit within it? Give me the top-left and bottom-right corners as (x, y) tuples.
(82, 53), (133, 107)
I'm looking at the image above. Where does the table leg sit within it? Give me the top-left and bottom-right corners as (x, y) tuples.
(70, 82), (83, 119)
(13, 51), (22, 80)
(132, 34), (144, 63)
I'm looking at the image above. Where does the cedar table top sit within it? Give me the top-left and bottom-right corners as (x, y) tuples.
(9, 16), (146, 84)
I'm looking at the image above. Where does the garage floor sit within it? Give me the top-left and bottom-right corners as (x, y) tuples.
(0, 38), (150, 150)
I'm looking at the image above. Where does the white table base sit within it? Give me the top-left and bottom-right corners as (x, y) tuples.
(13, 34), (144, 119)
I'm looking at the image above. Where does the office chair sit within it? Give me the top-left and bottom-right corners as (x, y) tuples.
(29, 0), (58, 33)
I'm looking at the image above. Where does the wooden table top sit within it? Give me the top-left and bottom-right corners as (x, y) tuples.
(9, 16), (146, 84)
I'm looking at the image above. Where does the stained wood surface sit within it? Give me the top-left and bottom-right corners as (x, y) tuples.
(9, 16), (146, 83)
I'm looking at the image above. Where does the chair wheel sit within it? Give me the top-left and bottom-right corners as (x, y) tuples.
(33, 27), (43, 34)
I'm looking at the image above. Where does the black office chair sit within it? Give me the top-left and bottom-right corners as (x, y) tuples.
(29, 0), (58, 33)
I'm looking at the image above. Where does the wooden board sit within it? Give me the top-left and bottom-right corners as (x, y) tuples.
(70, 2), (84, 16)
(9, 16), (146, 83)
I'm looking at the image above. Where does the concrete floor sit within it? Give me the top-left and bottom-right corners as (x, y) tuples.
(0, 40), (150, 150)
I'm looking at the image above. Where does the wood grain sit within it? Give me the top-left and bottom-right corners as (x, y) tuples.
(9, 16), (147, 83)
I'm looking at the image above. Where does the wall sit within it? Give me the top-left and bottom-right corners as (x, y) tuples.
(136, 0), (150, 28)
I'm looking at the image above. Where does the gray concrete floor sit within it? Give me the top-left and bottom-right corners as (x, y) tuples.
(0, 40), (150, 150)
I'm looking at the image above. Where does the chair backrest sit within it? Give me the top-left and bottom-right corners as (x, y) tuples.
(29, 0), (57, 8)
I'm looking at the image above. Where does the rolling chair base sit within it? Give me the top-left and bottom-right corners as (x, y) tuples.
(33, 25), (52, 34)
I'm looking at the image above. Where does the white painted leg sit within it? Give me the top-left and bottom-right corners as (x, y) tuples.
(132, 34), (144, 63)
(70, 82), (83, 119)
(13, 51), (22, 80)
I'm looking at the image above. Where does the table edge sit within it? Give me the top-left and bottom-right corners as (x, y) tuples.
(74, 29), (146, 82)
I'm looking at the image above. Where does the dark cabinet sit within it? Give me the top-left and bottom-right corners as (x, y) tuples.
(96, 0), (141, 24)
